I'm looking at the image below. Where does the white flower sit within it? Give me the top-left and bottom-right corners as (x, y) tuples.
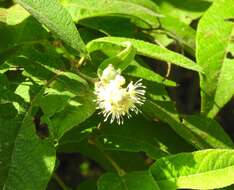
(94, 64), (146, 125)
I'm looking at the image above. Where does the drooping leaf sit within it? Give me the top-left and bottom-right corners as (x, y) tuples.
(87, 37), (203, 72)
(89, 42), (177, 86)
(14, 0), (88, 57)
(98, 41), (136, 76)
(150, 149), (234, 190)
(196, 0), (234, 117)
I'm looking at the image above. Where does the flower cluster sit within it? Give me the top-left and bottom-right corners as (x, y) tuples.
(94, 64), (146, 125)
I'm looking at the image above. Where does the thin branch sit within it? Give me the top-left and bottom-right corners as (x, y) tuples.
(89, 138), (126, 176)
(53, 173), (69, 190)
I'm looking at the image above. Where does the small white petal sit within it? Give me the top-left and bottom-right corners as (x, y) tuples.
(94, 64), (146, 125)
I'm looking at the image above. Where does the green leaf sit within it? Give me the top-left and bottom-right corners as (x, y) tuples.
(0, 118), (20, 189)
(87, 37), (203, 72)
(124, 0), (197, 55)
(123, 60), (176, 87)
(144, 100), (234, 150)
(98, 41), (136, 76)
(150, 149), (234, 190)
(143, 100), (205, 149)
(15, 0), (87, 57)
(97, 120), (168, 159)
(0, 5), (48, 54)
(61, 0), (162, 28)
(95, 115), (193, 159)
(98, 171), (160, 190)
(183, 115), (234, 149)
(155, 0), (211, 24)
(45, 88), (96, 139)
(89, 41), (176, 86)
(125, 0), (159, 12)
(159, 15), (196, 55)
(196, 0), (234, 117)
(0, 76), (56, 189)
(4, 115), (56, 190)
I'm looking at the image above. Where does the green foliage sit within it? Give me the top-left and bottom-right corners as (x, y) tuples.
(15, 0), (87, 57)
(61, 0), (162, 27)
(98, 171), (160, 190)
(196, 0), (234, 117)
(87, 37), (203, 72)
(150, 149), (234, 189)
(0, 0), (234, 189)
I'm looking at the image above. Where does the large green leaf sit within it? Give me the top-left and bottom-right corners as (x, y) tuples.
(144, 100), (233, 150)
(0, 117), (20, 189)
(98, 171), (160, 190)
(183, 115), (233, 149)
(88, 41), (176, 86)
(150, 149), (234, 190)
(61, 0), (161, 28)
(14, 0), (87, 57)
(87, 37), (203, 72)
(3, 115), (56, 190)
(196, 0), (234, 117)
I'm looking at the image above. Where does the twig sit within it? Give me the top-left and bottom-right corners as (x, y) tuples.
(89, 138), (126, 176)
(53, 173), (69, 190)
(154, 38), (172, 78)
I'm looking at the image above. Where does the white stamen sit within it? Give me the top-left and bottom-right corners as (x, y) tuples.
(94, 64), (146, 125)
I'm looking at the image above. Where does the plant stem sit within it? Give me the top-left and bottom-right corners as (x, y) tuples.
(154, 38), (172, 78)
(78, 56), (85, 67)
(89, 138), (126, 176)
(53, 173), (69, 190)
(76, 70), (97, 84)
